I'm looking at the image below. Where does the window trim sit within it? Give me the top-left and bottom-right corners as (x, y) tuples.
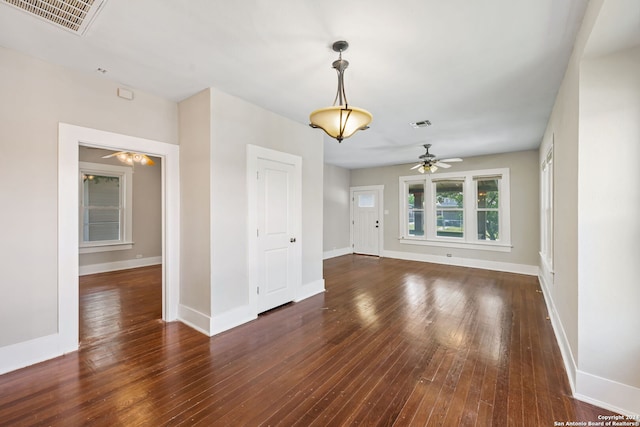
(79, 161), (133, 253)
(540, 146), (554, 272)
(399, 168), (511, 252)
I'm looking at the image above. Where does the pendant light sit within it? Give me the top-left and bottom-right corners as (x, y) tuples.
(309, 41), (372, 143)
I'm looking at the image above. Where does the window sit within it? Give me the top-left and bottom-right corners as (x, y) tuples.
(408, 181), (425, 236)
(435, 180), (464, 238)
(399, 168), (511, 252)
(540, 147), (553, 268)
(476, 177), (500, 241)
(79, 162), (133, 253)
(357, 193), (375, 208)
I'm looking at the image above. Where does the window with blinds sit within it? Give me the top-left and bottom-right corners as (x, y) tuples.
(82, 174), (121, 242)
(79, 162), (133, 252)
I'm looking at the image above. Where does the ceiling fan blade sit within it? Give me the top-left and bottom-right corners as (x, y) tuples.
(439, 158), (463, 163)
(410, 163), (422, 170)
(101, 151), (126, 159)
(434, 162), (452, 168)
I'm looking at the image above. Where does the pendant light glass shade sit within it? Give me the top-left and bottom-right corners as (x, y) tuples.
(309, 105), (372, 142)
(309, 41), (372, 143)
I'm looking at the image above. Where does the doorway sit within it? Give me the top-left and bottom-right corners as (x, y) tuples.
(350, 185), (384, 256)
(58, 124), (180, 353)
(78, 146), (163, 343)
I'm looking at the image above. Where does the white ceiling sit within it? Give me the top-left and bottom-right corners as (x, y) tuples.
(0, 0), (591, 169)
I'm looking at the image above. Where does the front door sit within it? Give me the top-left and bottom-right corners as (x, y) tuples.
(256, 157), (299, 313)
(352, 189), (381, 256)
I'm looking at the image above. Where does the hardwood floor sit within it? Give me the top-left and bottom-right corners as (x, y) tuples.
(0, 256), (616, 426)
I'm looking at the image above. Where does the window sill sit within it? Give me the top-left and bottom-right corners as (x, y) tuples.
(79, 242), (134, 254)
(399, 238), (512, 253)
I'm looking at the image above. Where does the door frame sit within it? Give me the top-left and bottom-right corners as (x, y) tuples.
(58, 123), (180, 353)
(247, 144), (302, 315)
(350, 185), (384, 256)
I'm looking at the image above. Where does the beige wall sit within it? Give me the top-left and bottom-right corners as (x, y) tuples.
(350, 150), (540, 268)
(209, 87), (324, 315)
(0, 46), (178, 348)
(178, 89), (212, 316)
(539, 35), (583, 365)
(323, 164), (351, 254)
(177, 87), (324, 326)
(78, 147), (162, 267)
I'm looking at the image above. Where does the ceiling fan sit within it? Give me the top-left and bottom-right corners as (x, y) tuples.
(102, 151), (155, 166)
(410, 144), (462, 173)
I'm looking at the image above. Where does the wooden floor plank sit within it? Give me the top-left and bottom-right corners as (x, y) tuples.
(0, 257), (620, 426)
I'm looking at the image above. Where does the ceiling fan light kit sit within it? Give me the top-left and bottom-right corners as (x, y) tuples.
(103, 151), (155, 166)
(411, 144), (463, 174)
(309, 41), (372, 143)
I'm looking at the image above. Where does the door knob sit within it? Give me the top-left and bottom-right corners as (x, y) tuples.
(290, 237), (296, 243)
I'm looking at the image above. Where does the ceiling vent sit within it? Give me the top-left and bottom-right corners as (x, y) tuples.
(1, 0), (108, 35)
(410, 119), (432, 129)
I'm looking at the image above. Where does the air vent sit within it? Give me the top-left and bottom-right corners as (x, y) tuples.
(2, 0), (108, 35)
(410, 120), (432, 129)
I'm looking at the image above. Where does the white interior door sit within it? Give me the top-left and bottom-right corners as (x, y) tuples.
(256, 157), (299, 313)
(352, 189), (381, 256)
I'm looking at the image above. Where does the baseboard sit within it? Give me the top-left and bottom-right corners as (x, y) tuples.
(323, 247), (352, 260)
(0, 333), (78, 375)
(180, 279), (324, 338)
(575, 370), (640, 417)
(79, 256), (162, 276)
(209, 305), (257, 336)
(538, 270), (577, 393)
(177, 304), (213, 336)
(296, 278), (325, 302)
(383, 250), (538, 276)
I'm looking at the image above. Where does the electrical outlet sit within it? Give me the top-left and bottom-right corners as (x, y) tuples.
(136, 254), (143, 259)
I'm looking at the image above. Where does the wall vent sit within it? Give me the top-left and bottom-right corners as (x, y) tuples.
(1, 0), (108, 35)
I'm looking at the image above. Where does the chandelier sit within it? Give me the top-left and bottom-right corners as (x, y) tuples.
(309, 41), (372, 143)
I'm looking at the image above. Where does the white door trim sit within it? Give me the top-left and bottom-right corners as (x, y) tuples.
(247, 144), (302, 315)
(350, 185), (384, 256)
(58, 123), (180, 352)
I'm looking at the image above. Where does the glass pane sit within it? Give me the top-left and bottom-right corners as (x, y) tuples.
(358, 193), (374, 208)
(408, 183), (424, 209)
(408, 183), (425, 236)
(436, 181), (463, 208)
(83, 208), (120, 242)
(436, 210), (463, 238)
(477, 179), (499, 209)
(477, 211), (499, 241)
(83, 175), (120, 207)
(409, 210), (424, 236)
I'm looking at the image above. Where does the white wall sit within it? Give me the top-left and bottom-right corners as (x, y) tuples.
(578, 45), (640, 397)
(0, 46), (178, 350)
(539, 0), (640, 415)
(177, 87), (325, 334)
(350, 150), (540, 273)
(323, 163), (352, 258)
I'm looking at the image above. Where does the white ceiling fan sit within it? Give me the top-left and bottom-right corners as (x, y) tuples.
(410, 144), (462, 173)
(102, 151), (155, 166)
